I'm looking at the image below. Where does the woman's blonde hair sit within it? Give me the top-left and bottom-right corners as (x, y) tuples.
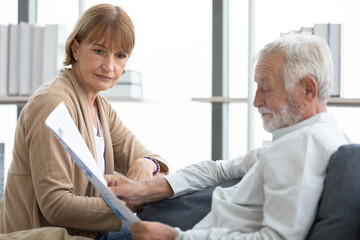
(63, 4), (135, 66)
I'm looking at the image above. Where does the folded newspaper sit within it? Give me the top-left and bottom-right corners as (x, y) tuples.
(45, 102), (141, 229)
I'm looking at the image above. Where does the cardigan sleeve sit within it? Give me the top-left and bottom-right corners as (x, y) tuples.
(22, 93), (122, 233)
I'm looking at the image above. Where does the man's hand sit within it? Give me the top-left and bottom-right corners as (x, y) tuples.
(131, 221), (179, 240)
(104, 174), (145, 206)
(105, 174), (174, 209)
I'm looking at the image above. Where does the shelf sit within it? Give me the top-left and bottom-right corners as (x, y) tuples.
(191, 97), (247, 104)
(107, 97), (144, 102)
(192, 96), (360, 107)
(0, 96), (29, 104)
(327, 98), (360, 107)
(2, 96), (360, 106)
(0, 96), (144, 105)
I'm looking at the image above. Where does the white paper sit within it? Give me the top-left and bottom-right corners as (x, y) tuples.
(45, 102), (141, 228)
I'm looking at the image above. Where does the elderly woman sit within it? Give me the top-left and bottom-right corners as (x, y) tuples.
(0, 4), (168, 239)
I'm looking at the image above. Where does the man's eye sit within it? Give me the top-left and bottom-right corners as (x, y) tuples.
(262, 84), (272, 93)
(261, 87), (272, 94)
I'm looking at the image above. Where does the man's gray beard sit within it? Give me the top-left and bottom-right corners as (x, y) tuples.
(260, 94), (303, 132)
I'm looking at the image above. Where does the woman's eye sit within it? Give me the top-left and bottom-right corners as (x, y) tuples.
(93, 49), (103, 54)
(116, 53), (127, 59)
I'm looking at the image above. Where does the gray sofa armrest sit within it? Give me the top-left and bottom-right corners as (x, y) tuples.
(306, 144), (360, 240)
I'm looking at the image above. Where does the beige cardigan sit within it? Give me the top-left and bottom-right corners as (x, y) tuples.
(0, 69), (168, 237)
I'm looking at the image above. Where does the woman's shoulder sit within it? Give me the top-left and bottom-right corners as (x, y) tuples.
(22, 81), (78, 123)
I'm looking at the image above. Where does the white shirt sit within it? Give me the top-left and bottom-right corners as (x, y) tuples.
(93, 113), (105, 175)
(165, 113), (351, 240)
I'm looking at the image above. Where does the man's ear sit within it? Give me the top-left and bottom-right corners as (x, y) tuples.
(71, 39), (79, 59)
(301, 75), (318, 103)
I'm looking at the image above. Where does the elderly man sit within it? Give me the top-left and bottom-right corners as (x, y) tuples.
(105, 34), (351, 240)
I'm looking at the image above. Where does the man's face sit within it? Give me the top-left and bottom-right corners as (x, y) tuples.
(253, 52), (304, 132)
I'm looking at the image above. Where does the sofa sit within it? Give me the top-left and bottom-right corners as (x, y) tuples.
(306, 144), (360, 239)
(139, 144), (360, 239)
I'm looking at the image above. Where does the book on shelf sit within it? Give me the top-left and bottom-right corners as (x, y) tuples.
(0, 142), (4, 200)
(0, 24), (8, 97)
(300, 27), (313, 35)
(118, 70), (142, 85)
(313, 23), (341, 97)
(101, 83), (143, 99)
(7, 24), (19, 96)
(328, 24), (341, 97)
(313, 23), (328, 41)
(101, 70), (143, 99)
(1, 23), (66, 97)
(31, 25), (44, 94)
(282, 23), (342, 97)
(42, 24), (67, 85)
(18, 22), (32, 96)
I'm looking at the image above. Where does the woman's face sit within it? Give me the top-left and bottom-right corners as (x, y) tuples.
(71, 37), (129, 98)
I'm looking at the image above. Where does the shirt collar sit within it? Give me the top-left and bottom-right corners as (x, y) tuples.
(271, 112), (334, 141)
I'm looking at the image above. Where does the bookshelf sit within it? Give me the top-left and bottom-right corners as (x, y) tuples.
(192, 97), (360, 107)
(327, 98), (360, 107)
(0, 96), (144, 105)
(0, 96), (30, 104)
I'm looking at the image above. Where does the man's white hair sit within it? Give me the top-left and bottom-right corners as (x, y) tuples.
(255, 34), (334, 104)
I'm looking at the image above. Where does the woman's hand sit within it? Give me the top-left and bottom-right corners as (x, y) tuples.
(126, 157), (158, 182)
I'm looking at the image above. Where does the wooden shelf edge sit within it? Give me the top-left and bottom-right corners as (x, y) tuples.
(0, 96), (29, 104)
(192, 97), (360, 107)
(107, 97), (144, 102)
(0, 96), (145, 105)
(191, 97), (247, 104)
(1, 96), (360, 106)
(327, 98), (360, 107)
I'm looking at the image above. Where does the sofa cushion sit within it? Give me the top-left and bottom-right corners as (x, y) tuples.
(137, 179), (239, 231)
(306, 144), (360, 240)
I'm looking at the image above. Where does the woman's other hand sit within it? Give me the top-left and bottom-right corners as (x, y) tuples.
(126, 157), (159, 182)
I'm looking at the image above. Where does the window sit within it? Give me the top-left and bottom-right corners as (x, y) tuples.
(37, 0), (78, 35)
(85, 0), (212, 171)
(0, 1), (17, 24)
(228, 0), (249, 159)
(252, 0), (360, 145)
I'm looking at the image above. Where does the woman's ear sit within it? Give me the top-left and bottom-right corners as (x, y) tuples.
(71, 39), (79, 59)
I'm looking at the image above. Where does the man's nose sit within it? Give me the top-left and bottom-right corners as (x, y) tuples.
(253, 88), (263, 108)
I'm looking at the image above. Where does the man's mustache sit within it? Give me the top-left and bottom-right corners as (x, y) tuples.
(258, 107), (274, 115)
